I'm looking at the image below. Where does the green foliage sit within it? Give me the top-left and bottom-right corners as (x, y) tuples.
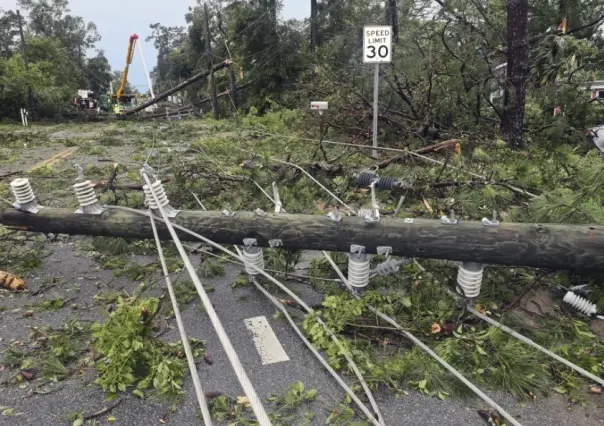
(0, 1), (107, 119)
(91, 296), (201, 400)
(207, 381), (318, 425)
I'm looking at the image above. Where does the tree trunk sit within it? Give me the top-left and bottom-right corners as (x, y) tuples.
(203, 3), (220, 120)
(310, 0), (318, 53)
(388, 0), (399, 44)
(16, 10), (34, 117)
(1, 207), (603, 271)
(501, 0), (529, 149)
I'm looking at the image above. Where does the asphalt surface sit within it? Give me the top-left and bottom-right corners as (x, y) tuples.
(0, 241), (602, 426)
(0, 124), (602, 425)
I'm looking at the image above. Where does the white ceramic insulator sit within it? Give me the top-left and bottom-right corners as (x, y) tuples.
(143, 180), (170, 210)
(456, 261), (484, 298)
(242, 247), (264, 276)
(563, 291), (598, 316)
(10, 178), (35, 204)
(348, 255), (371, 288)
(73, 180), (98, 207)
(357, 208), (372, 218)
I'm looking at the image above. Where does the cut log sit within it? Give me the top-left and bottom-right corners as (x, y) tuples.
(1, 208), (603, 271)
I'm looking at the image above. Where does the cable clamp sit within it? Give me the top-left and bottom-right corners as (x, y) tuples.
(327, 210), (342, 223)
(441, 209), (458, 225)
(481, 210), (499, 227)
(272, 182), (285, 213)
(268, 239), (283, 248)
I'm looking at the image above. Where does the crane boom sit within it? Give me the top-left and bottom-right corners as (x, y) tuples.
(116, 34), (139, 98)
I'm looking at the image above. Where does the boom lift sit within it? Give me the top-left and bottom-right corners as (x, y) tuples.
(99, 34), (140, 115)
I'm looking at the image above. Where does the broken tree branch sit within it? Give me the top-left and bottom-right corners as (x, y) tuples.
(374, 139), (460, 169)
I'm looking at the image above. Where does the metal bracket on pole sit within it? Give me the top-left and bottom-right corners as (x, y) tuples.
(440, 209), (458, 225)
(268, 239), (283, 248)
(482, 210), (500, 227)
(376, 246), (392, 258)
(272, 182), (285, 213)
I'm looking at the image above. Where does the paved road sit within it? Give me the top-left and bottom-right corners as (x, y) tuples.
(0, 241), (602, 425)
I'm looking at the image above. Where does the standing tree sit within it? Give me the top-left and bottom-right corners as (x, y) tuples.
(501, 0), (529, 149)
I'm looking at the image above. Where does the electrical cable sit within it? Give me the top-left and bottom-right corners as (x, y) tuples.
(234, 146), (357, 214)
(148, 210), (213, 425)
(235, 246), (383, 426)
(467, 304), (604, 386)
(237, 130), (537, 198)
(413, 259), (604, 387)
(321, 253), (523, 426)
(140, 172), (272, 426)
(105, 204), (381, 426)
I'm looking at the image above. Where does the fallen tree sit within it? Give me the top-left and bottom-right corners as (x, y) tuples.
(124, 60), (232, 116)
(1, 207), (603, 271)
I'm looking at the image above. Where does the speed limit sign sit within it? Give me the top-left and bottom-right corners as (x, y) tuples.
(363, 25), (392, 64)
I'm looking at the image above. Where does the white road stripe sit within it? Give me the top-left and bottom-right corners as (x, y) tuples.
(244, 316), (290, 365)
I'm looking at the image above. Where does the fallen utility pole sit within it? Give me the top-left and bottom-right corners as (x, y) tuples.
(124, 60), (232, 116)
(1, 208), (603, 271)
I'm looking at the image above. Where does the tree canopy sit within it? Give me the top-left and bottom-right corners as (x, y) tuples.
(0, 0), (111, 120)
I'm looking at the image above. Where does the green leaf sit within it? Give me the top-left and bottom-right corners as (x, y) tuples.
(418, 379), (427, 390)
(401, 297), (412, 308)
(132, 389), (145, 399)
(72, 418), (84, 426)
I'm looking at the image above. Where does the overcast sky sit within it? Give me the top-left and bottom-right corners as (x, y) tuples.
(0, 0), (310, 91)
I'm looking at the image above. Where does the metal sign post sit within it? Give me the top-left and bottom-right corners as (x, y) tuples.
(363, 25), (392, 158)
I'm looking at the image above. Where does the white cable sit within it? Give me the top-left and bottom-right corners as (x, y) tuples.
(140, 172), (272, 426)
(322, 252), (523, 426)
(467, 304), (604, 386)
(148, 211), (213, 425)
(238, 247), (381, 425)
(234, 147), (357, 215)
(240, 130), (537, 199)
(181, 243), (341, 283)
(105, 205), (381, 426)
(418, 260), (604, 388)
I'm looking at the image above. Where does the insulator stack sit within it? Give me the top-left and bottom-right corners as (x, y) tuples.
(456, 261), (484, 298)
(357, 208), (373, 218)
(73, 180), (98, 208)
(357, 172), (398, 190)
(10, 178), (35, 205)
(348, 254), (371, 288)
(357, 171), (378, 187)
(242, 247), (264, 275)
(143, 180), (170, 210)
(376, 176), (398, 190)
(563, 291), (598, 316)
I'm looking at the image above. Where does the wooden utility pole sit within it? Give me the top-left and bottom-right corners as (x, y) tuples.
(203, 3), (220, 120)
(2, 207), (604, 271)
(228, 66), (239, 111)
(16, 10), (33, 116)
(124, 61), (231, 115)
(501, 0), (529, 149)
(310, 0), (318, 53)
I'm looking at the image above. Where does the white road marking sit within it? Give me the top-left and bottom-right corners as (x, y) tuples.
(244, 316), (290, 365)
